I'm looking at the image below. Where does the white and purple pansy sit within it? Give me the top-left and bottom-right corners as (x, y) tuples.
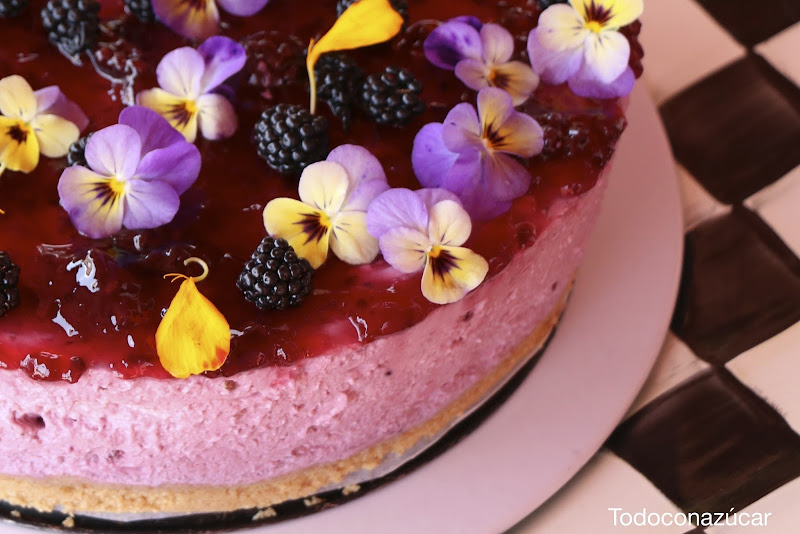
(527, 0), (642, 98)
(366, 188), (488, 305)
(137, 36), (246, 143)
(412, 87), (543, 220)
(424, 19), (538, 105)
(153, 0), (269, 41)
(263, 145), (390, 269)
(57, 106), (201, 239)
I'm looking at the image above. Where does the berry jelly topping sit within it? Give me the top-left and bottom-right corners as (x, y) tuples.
(0, 0), (626, 381)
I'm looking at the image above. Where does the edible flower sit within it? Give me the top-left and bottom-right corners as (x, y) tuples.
(57, 106), (201, 239)
(412, 87), (543, 220)
(366, 188), (488, 304)
(263, 144), (390, 269)
(152, 0), (269, 41)
(137, 36), (246, 143)
(307, 0), (403, 114)
(527, 0), (642, 98)
(156, 257), (231, 379)
(0, 74), (88, 176)
(425, 21), (538, 105)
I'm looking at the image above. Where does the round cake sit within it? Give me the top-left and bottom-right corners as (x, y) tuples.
(0, 0), (643, 520)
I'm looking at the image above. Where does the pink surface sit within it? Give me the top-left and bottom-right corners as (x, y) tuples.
(0, 178), (606, 488)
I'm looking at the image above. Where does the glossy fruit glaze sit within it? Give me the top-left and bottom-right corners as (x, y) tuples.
(0, 0), (628, 382)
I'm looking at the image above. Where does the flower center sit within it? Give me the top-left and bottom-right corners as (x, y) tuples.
(583, 0), (613, 30)
(297, 210), (332, 245)
(427, 246), (458, 280)
(108, 177), (126, 195)
(166, 99), (198, 129)
(488, 68), (510, 90)
(6, 121), (31, 144)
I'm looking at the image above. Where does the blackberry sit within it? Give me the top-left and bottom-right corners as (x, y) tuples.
(314, 53), (365, 130)
(67, 132), (92, 167)
(254, 104), (329, 176)
(41, 0), (101, 56)
(533, 111), (626, 166)
(0, 252), (20, 319)
(122, 0), (155, 23)
(336, 0), (408, 26)
(237, 237), (314, 310)
(619, 20), (644, 79)
(0, 0), (28, 18)
(360, 66), (425, 127)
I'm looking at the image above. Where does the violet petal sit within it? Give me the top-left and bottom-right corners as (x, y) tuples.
(480, 23), (514, 64)
(155, 46), (205, 99)
(458, 184), (512, 221)
(57, 166), (125, 238)
(415, 188), (461, 212)
(527, 28), (582, 85)
(119, 106), (185, 156)
(450, 15), (482, 32)
(197, 36), (247, 93)
(366, 188), (429, 239)
(411, 123), (458, 189)
(327, 144), (387, 188)
(85, 124), (142, 180)
(568, 64), (635, 99)
(135, 141), (201, 195)
(33, 86), (89, 131)
(152, 0), (220, 41)
(441, 102), (481, 153)
(483, 151), (531, 201)
(122, 179), (181, 230)
(440, 150), (482, 196)
(424, 21), (482, 70)
(215, 0), (269, 17)
(343, 179), (390, 213)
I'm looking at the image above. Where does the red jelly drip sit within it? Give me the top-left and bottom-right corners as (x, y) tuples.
(0, 0), (625, 380)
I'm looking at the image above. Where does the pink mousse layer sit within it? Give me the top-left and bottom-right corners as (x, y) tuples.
(0, 177), (606, 488)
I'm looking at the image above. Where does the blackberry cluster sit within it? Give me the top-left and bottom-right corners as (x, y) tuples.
(41, 0), (100, 56)
(237, 237), (314, 311)
(67, 133), (92, 167)
(254, 104), (329, 176)
(336, 0), (408, 25)
(123, 0), (155, 23)
(0, 252), (20, 319)
(534, 111), (626, 167)
(0, 0), (28, 18)
(314, 53), (365, 130)
(360, 66), (425, 127)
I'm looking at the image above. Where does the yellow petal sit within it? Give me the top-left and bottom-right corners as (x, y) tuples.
(421, 245), (488, 305)
(156, 277), (230, 379)
(30, 113), (79, 158)
(330, 210), (380, 265)
(136, 88), (199, 143)
(427, 200), (472, 248)
(0, 116), (39, 173)
(569, 0), (643, 30)
(306, 0), (403, 113)
(298, 161), (350, 213)
(0, 75), (37, 121)
(263, 197), (331, 269)
(539, 4), (588, 51)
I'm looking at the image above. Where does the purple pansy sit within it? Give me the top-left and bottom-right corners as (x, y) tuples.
(366, 188), (488, 304)
(424, 19), (538, 105)
(526, 0), (642, 98)
(58, 106), (201, 239)
(153, 0), (269, 40)
(136, 36), (246, 143)
(412, 87), (543, 220)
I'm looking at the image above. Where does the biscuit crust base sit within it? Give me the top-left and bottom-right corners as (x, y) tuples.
(0, 285), (570, 516)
